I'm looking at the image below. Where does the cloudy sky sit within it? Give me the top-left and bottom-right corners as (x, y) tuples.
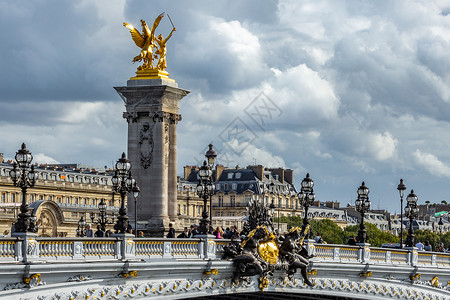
(1, 0), (450, 213)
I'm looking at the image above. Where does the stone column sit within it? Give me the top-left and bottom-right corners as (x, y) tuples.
(168, 115), (181, 222)
(115, 79), (189, 236)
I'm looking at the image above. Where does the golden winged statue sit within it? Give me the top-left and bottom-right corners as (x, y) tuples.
(123, 13), (176, 75)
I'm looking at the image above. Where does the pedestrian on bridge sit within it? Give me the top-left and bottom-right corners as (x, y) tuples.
(415, 241), (424, 251)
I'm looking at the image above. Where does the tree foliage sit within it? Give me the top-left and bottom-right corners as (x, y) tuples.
(310, 219), (344, 245)
(277, 216), (401, 246)
(414, 230), (441, 250)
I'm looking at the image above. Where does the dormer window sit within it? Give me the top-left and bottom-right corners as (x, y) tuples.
(235, 173), (241, 179)
(227, 173), (233, 179)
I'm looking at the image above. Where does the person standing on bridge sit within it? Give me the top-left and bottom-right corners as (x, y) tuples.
(424, 240), (432, 251)
(85, 224), (94, 238)
(166, 223), (175, 238)
(415, 241), (424, 251)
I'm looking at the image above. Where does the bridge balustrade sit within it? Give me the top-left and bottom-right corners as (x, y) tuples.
(2, 236), (450, 268)
(389, 249), (409, 264)
(0, 238), (17, 260)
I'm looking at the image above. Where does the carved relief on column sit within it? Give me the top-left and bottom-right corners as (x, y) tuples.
(123, 111), (138, 123)
(164, 123), (170, 166)
(139, 122), (154, 169)
(169, 113), (182, 124)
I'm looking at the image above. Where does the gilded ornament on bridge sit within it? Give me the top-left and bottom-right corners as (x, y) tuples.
(124, 13), (176, 81)
(223, 200), (313, 289)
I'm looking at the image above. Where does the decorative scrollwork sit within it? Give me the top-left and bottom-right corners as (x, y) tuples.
(67, 275), (91, 282)
(203, 269), (218, 276)
(120, 271), (137, 278)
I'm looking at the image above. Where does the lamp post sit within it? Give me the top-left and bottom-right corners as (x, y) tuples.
(355, 181), (370, 244)
(90, 199), (115, 232)
(405, 189), (419, 248)
(196, 161), (214, 235)
(132, 184), (140, 236)
(9, 143), (39, 233)
(205, 144), (217, 227)
(76, 216), (87, 237)
(438, 217), (444, 246)
(112, 153), (136, 234)
(299, 173), (315, 238)
(397, 179), (407, 248)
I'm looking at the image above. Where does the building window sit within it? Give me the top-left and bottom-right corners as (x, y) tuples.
(244, 195), (252, 205)
(230, 195), (236, 207)
(66, 197), (70, 204)
(75, 198), (79, 205)
(48, 196), (52, 201)
(91, 199), (96, 206)
(229, 212), (235, 216)
(11, 193), (15, 203)
(183, 205), (187, 215)
(232, 183), (237, 190)
(1, 193), (5, 203)
(51, 174), (57, 180)
(30, 194), (34, 201)
(235, 173), (241, 179)
(227, 173), (233, 179)
(224, 183), (229, 190)
(197, 206), (201, 216)
(216, 183), (220, 190)
(218, 195), (223, 207)
(39, 195), (43, 200)
(69, 176), (74, 182)
(177, 204), (181, 215)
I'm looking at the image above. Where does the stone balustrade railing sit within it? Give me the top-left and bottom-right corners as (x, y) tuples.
(2, 236), (450, 269)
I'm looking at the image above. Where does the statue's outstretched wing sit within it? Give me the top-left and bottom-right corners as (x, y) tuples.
(150, 12), (165, 37)
(123, 23), (145, 48)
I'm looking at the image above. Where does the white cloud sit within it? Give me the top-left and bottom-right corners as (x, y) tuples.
(414, 150), (450, 178)
(367, 132), (398, 161)
(225, 139), (286, 168)
(33, 153), (60, 165)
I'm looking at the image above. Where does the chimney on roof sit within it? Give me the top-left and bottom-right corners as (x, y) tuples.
(248, 165), (264, 181)
(268, 168), (284, 183)
(184, 166), (192, 180)
(215, 165), (225, 181)
(284, 169), (294, 184)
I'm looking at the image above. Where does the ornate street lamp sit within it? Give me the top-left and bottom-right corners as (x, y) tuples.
(132, 184), (140, 236)
(9, 143), (39, 233)
(397, 179), (407, 248)
(90, 199), (115, 232)
(405, 189), (419, 247)
(438, 217), (444, 246)
(355, 181), (370, 244)
(205, 144), (216, 227)
(76, 216), (87, 237)
(196, 160), (214, 235)
(112, 153), (136, 234)
(299, 173), (315, 238)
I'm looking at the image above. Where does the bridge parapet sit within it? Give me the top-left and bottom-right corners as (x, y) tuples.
(2, 236), (450, 269)
(1, 237), (450, 299)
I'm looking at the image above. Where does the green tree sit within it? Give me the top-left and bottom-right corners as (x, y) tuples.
(343, 223), (398, 247)
(310, 219), (344, 244)
(415, 229), (441, 250)
(275, 216), (303, 229)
